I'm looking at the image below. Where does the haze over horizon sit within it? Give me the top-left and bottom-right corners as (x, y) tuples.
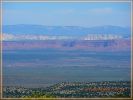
(2, 2), (131, 27)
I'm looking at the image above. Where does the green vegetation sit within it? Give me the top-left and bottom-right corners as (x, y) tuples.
(3, 81), (131, 98)
(22, 91), (55, 98)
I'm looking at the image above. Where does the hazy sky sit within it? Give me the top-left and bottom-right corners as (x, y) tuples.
(2, 2), (131, 27)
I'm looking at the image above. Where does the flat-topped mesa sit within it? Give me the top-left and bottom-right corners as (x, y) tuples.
(2, 39), (131, 51)
(3, 33), (124, 41)
(84, 34), (123, 40)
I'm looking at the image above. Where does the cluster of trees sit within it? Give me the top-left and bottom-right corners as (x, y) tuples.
(3, 81), (130, 98)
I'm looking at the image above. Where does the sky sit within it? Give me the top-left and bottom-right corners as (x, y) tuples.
(2, 2), (131, 27)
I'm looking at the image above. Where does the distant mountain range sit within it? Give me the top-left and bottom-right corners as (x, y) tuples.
(3, 25), (131, 37)
(2, 25), (131, 41)
(2, 25), (131, 51)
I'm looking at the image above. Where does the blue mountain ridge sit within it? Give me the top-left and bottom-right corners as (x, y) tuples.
(3, 24), (131, 37)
